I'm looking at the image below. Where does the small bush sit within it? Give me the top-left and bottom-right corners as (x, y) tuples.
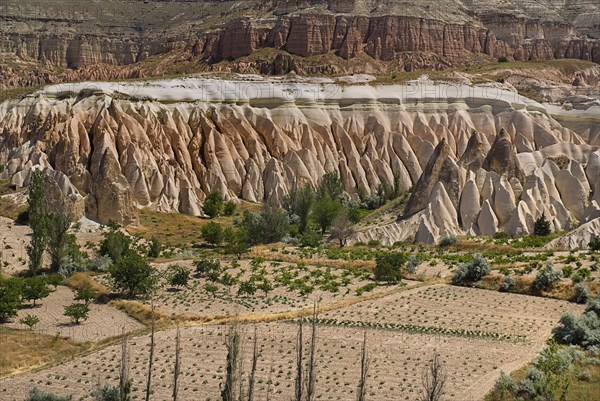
(147, 237), (161, 258)
(497, 56), (509, 63)
(374, 252), (408, 284)
(64, 303), (90, 324)
(201, 221), (224, 246)
(194, 258), (221, 278)
(92, 385), (119, 401)
(26, 387), (72, 401)
(300, 230), (322, 248)
(590, 235), (600, 252)
(534, 262), (562, 292)
(533, 214), (551, 237)
(452, 254), (490, 284)
(367, 239), (380, 247)
(223, 201), (237, 216)
(438, 234), (458, 247)
(500, 275), (515, 292)
(202, 192), (224, 218)
(20, 314), (40, 330)
(168, 265), (190, 289)
(573, 283), (589, 304)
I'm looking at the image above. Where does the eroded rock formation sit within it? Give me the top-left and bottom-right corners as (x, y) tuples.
(0, 77), (598, 245)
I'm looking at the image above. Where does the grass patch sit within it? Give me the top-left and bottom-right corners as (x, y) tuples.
(127, 202), (261, 248)
(65, 272), (110, 296)
(0, 327), (89, 377)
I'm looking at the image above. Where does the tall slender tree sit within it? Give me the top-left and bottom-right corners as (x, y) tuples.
(247, 327), (259, 401)
(26, 170), (48, 276)
(305, 303), (318, 401)
(294, 318), (304, 401)
(420, 352), (446, 401)
(145, 301), (156, 401)
(356, 331), (369, 401)
(172, 325), (181, 401)
(120, 328), (131, 401)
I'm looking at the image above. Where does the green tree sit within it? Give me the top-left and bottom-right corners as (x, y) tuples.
(108, 250), (156, 298)
(534, 214), (551, 237)
(46, 274), (63, 290)
(223, 227), (250, 259)
(284, 184), (315, 233)
(46, 212), (78, 271)
(194, 258), (221, 277)
(100, 224), (132, 263)
(312, 197), (342, 235)
(204, 283), (219, 299)
(168, 265), (190, 289)
(75, 285), (98, 305)
(203, 192), (224, 218)
(258, 203), (289, 243)
(64, 303), (90, 324)
(374, 253), (408, 284)
(27, 170), (49, 276)
(238, 279), (257, 296)
(201, 221), (224, 246)
(0, 277), (22, 321)
(318, 172), (344, 200)
(147, 237), (162, 258)
(20, 314), (40, 330)
(22, 276), (51, 306)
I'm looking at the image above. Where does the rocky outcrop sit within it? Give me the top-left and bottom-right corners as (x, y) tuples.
(1, 0), (600, 89)
(0, 77), (598, 239)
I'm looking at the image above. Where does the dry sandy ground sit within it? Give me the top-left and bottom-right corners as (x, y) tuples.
(0, 285), (582, 401)
(0, 217), (30, 274)
(5, 286), (144, 342)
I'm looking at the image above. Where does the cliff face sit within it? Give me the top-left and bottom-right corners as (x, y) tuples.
(0, 78), (598, 244)
(1, 0), (599, 87)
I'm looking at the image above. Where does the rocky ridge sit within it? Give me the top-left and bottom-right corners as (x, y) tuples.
(1, 0), (599, 88)
(0, 76), (598, 246)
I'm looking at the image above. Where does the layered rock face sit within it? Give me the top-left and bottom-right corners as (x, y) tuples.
(1, 0), (599, 88)
(0, 77), (598, 245)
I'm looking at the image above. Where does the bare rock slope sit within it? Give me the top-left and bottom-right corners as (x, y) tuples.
(0, 76), (598, 245)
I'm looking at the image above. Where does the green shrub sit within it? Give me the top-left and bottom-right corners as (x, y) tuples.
(202, 192), (224, 218)
(20, 314), (40, 330)
(201, 221), (223, 246)
(300, 230), (322, 248)
(573, 283), (589, 304)
(168, 265), (190, 289)
(497, 56), (509, 63)
(22, 276), (51, 306)
(590, 235), (600, 252)
(194, 259), (221, 281)
(26, 388), (72, 401)
(223, 201), (237, 216)
(92, 385), (120, 401)
(553, 293), (600, 348)
(374, 252), (408, 284)
(367, 239), (380, 247)
(452, 254), (490, 284)
(533, 214), (551, 236)
(0, 277), (22, 321)
(74, 285), (98, 305)
(99, 225), (131, 263)
(438, 234), (458, 247)
(147, 237), (161, 258)
(534, 262), (561, 292)
(64, 303), (89, 324)
(500, 275), (515, 292)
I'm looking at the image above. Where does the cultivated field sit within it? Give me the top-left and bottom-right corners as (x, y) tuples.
(0, 285), (581, 401)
